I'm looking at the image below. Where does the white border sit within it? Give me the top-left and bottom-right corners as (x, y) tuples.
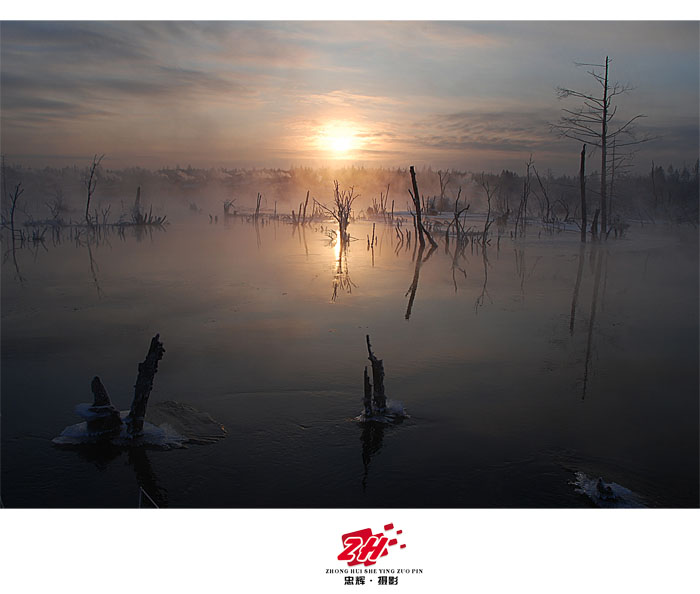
(1, 9), (698, 594)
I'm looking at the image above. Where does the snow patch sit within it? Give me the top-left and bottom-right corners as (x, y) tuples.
(572, 471), (645, 508)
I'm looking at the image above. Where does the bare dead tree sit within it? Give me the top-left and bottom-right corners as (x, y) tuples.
(446, 187), (470, 248)
(84, 154), (104, 224)
(438, 169), (451, 210)
(365, 335), (386, 413)
(7, 182), (24, 244)
(408, 166), (437, 249)
(256, 192), (263, 219)
(477, 173), (497, 244)
(314, 180), (357, 242)
(608, 137), (638, 229)
(514, 157), (533, 238)
(46, 187), (67, 223)
(551, 57), (652, 236)
(533, 166), (553, 226)
(126, 334), (166, 436)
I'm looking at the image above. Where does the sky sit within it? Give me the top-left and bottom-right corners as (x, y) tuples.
(1, 20), (698, 173)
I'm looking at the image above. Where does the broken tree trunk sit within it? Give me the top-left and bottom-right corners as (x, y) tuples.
(82, 376), (122, 436)
(409, 166), (426, 248)
(366, 335), (387, 413)
(91, 375), (112, 406)
(126, 334), (165, 436)
(409, 166), (438, 249)
(363, 367), (373, 417)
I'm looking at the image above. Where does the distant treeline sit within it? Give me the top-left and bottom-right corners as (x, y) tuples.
(2, 160), (698, 225)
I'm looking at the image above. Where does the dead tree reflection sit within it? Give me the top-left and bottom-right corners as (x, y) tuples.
(128, 448), (168, 508)
(449, 245), (467, 293)
(569, 243), (586, 335)
(582, 249), (605, 399)
(513, 247), (541, 300)
(360, 422), (386, 492)
(405, 243), (436, 320)
(69, 444), (167, 507)
(474, 245), (492, 313)
(2, 241), (26, 285)
(86, 240), (104, 299)
(331, 234), (356, 302)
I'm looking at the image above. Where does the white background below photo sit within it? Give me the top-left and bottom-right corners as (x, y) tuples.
(1, 509), (699, 593)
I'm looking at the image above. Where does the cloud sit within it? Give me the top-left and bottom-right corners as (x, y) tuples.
(1, 22), (697, 172)
(0, 22), (150, 75)
(412, 109), (557, 153)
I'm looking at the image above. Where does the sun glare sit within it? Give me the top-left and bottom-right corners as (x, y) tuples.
(317, 122), (360, 157)
(330, 135), (352, 153)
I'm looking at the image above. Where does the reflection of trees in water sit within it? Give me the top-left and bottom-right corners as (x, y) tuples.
(567, 245), (608, 400)
(360, 422), (386, 492)
(404, 244), (436, 320)
(331, 235), (357, 302)
(449, 246), (467, 293)
(72, 444), (167, 507)
(3, 223), (165, 292)
(128, 448), (167, 508)
(569, 243), (586, 335)
(86, 241), (104, 299)
(3, 242), (27, 285)
(255, 219), (262, 250)
(514, 247), (542, 300)
(582, 249), (606, 400)
(474, 245), (492, 313)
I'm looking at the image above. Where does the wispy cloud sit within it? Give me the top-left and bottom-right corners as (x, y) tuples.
(1, 21), (697, 171)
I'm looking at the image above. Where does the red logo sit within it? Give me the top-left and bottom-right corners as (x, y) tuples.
(337, 523), (406, 566)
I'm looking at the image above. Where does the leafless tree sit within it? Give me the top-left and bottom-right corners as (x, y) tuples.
(7, 182), (24, 243)
(477, 173), (497, 243)
(408, 166), (437, 249)
(552, 56), (652, 236)
(84, 154), (105, 224)
(514, 156), (533, 238)
(314, 180), (357, 242)
(437, 169), (451, 211)
(46, 188), (67, 223)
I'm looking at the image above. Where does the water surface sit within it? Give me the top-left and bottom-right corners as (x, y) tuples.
(2, 216), (698, 507)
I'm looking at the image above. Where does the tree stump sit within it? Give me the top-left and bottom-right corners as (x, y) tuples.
(366, 335), (386, 413)
(76, 376), (122, 438)
(126, 334), (165, 436)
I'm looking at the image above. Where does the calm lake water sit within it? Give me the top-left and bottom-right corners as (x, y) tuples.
(2, 215), (698, 507)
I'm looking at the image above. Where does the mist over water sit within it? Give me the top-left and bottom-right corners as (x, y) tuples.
(1, 211), (698, 507)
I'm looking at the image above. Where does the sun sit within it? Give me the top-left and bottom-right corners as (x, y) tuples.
(330, 134), (353, 154)
(317, 122), (359, 157)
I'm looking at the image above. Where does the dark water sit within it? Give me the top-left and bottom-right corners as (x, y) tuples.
(2, 216), (698, 507)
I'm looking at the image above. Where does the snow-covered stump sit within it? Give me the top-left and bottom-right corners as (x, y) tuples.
(75, 376), (122, 439)
(357, 335), (409, 424)
(54, 334), (226, 450)
(125, 334), (165, 437)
